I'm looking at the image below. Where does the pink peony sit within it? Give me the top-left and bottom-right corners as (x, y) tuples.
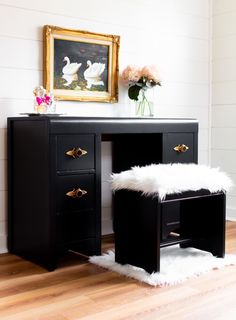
(121, 65), (142, 82)
(141, 65), (161, 84)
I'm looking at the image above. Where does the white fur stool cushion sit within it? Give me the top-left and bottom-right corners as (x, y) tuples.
(111, 163), (233, 200)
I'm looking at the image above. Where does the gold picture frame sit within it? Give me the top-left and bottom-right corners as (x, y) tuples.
(43, 25), (120, 102)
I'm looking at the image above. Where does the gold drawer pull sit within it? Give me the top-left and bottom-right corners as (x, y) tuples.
(66, 188), (87, 199)
(66, 147), (87, 159)
(174, 144), (189, 153)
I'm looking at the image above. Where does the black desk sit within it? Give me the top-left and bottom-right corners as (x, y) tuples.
(7, 117), (198, 270)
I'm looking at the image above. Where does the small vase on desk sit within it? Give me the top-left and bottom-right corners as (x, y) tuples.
(34, 102), (47, 114)
(135, 89), (154, 117)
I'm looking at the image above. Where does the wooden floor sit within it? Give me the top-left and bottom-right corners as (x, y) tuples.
(0, 222), (236, 320)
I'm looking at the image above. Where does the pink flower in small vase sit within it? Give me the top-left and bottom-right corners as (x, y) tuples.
(121, 65), (142, 83)
(36, 96), (44, 105)
(44, 95), (51, 105)
(141, 65), (161, 86)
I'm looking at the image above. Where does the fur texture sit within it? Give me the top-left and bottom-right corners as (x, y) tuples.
(111, 163), (233, 200)
(90, 246), (236, 286)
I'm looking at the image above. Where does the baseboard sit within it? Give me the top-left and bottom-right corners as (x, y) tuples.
(227, 216), (236, 222)
(102, 233), (114, 240)
(0, 235), (7, 253)
(102, 219), (113, 235)
(226, 207), (236, 221)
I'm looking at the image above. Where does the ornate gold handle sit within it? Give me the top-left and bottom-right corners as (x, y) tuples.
(174, 144), (189, 153)
(66, 147), (87, 159)
(66, 188), (87, 199)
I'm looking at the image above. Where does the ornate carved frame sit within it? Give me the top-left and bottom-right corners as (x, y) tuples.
(43, 25), (120, 102)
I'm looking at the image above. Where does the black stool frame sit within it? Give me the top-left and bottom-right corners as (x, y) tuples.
(114, 189), (226, 274)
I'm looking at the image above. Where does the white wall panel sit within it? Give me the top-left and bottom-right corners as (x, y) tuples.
(101, 207), (113, 235)
(101, 182), (112, 209)
(146, 13), (209, 39)
(213, 12), (236, 37)
(199, 128), (209, 151)
(226, 207), (236, 221)
(0, 0), (210, 18)
(157, 105), (209, 129)
(0, 236), (6, 254)
(213, 59), (236, 82)
(212, 35), (236, 59)
(213, 0), (236, 15)
(0, 191), (6, 221)
(212, 128), (236, 149)
(158, 83), (209, 107)
(0, 129), (6, 160)
(212, 105), (236, 127)
(101, 142), (112, 181)
(198, 150), (209, 165)
(212, 82), (236, 105)
(211, 150), (236, 173)
(228, 173), (236, 196)
(155, 36), (209, 61)
(0, 99), (33, 128)
(227, 196), (236, 211)
(101, 141), (112, 234)
(162, 60), (209, 84)
(0, 160), (6, 191)
(0, 68), (42, 99)
(0, 0), (210, 33)
(154, 0), (209, 17)
(0, 36), (42, 70)
(212, 0), (236, 221)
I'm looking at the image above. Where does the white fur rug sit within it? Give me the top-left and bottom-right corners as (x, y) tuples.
(89, 246), (236, 286)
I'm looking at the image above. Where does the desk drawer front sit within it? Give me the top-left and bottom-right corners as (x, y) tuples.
(57, 135), (95, 172)
(163, 133), (194, 163)
(56, 174), (95, 212)
(57, 211), (96, 244)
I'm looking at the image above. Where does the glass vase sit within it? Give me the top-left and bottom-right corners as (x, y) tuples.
(34, 102), (47, 114)
(135, 89), (154, 117)
(33, 101), (56, 114)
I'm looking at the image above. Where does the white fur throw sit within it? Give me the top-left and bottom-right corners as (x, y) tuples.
(110, 163), (233, 200)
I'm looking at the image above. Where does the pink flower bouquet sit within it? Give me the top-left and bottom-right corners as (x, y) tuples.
(121, 65), (161, 101)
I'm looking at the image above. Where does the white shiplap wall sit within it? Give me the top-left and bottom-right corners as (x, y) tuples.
(212, 0), (236, 220)
(0, 0), (211, 252)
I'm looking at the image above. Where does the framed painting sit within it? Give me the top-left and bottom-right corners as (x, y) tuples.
(43, 25), (120, 102)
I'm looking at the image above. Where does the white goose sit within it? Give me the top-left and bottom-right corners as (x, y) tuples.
(84, 60), (106, 89)
(62, 56), (82, 86)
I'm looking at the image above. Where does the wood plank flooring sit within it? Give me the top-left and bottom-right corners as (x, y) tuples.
(0, 221), (236, 319)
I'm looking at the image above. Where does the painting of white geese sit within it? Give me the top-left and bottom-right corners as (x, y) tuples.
(62, 56), (82, 86)
(84, 60), (106, 89)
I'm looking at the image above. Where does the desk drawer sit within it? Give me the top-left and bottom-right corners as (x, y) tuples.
(56, 135), (95, 172)
(163, 133), (194, 163)
(56, 211), (96, 244)
(56, 174), (95, 213)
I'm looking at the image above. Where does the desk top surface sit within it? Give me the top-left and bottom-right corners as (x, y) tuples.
(8, 116), (198, 134)
(9, 116), (198, 123)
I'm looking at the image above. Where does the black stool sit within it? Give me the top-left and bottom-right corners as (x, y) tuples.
(114, 189), (226, 274)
